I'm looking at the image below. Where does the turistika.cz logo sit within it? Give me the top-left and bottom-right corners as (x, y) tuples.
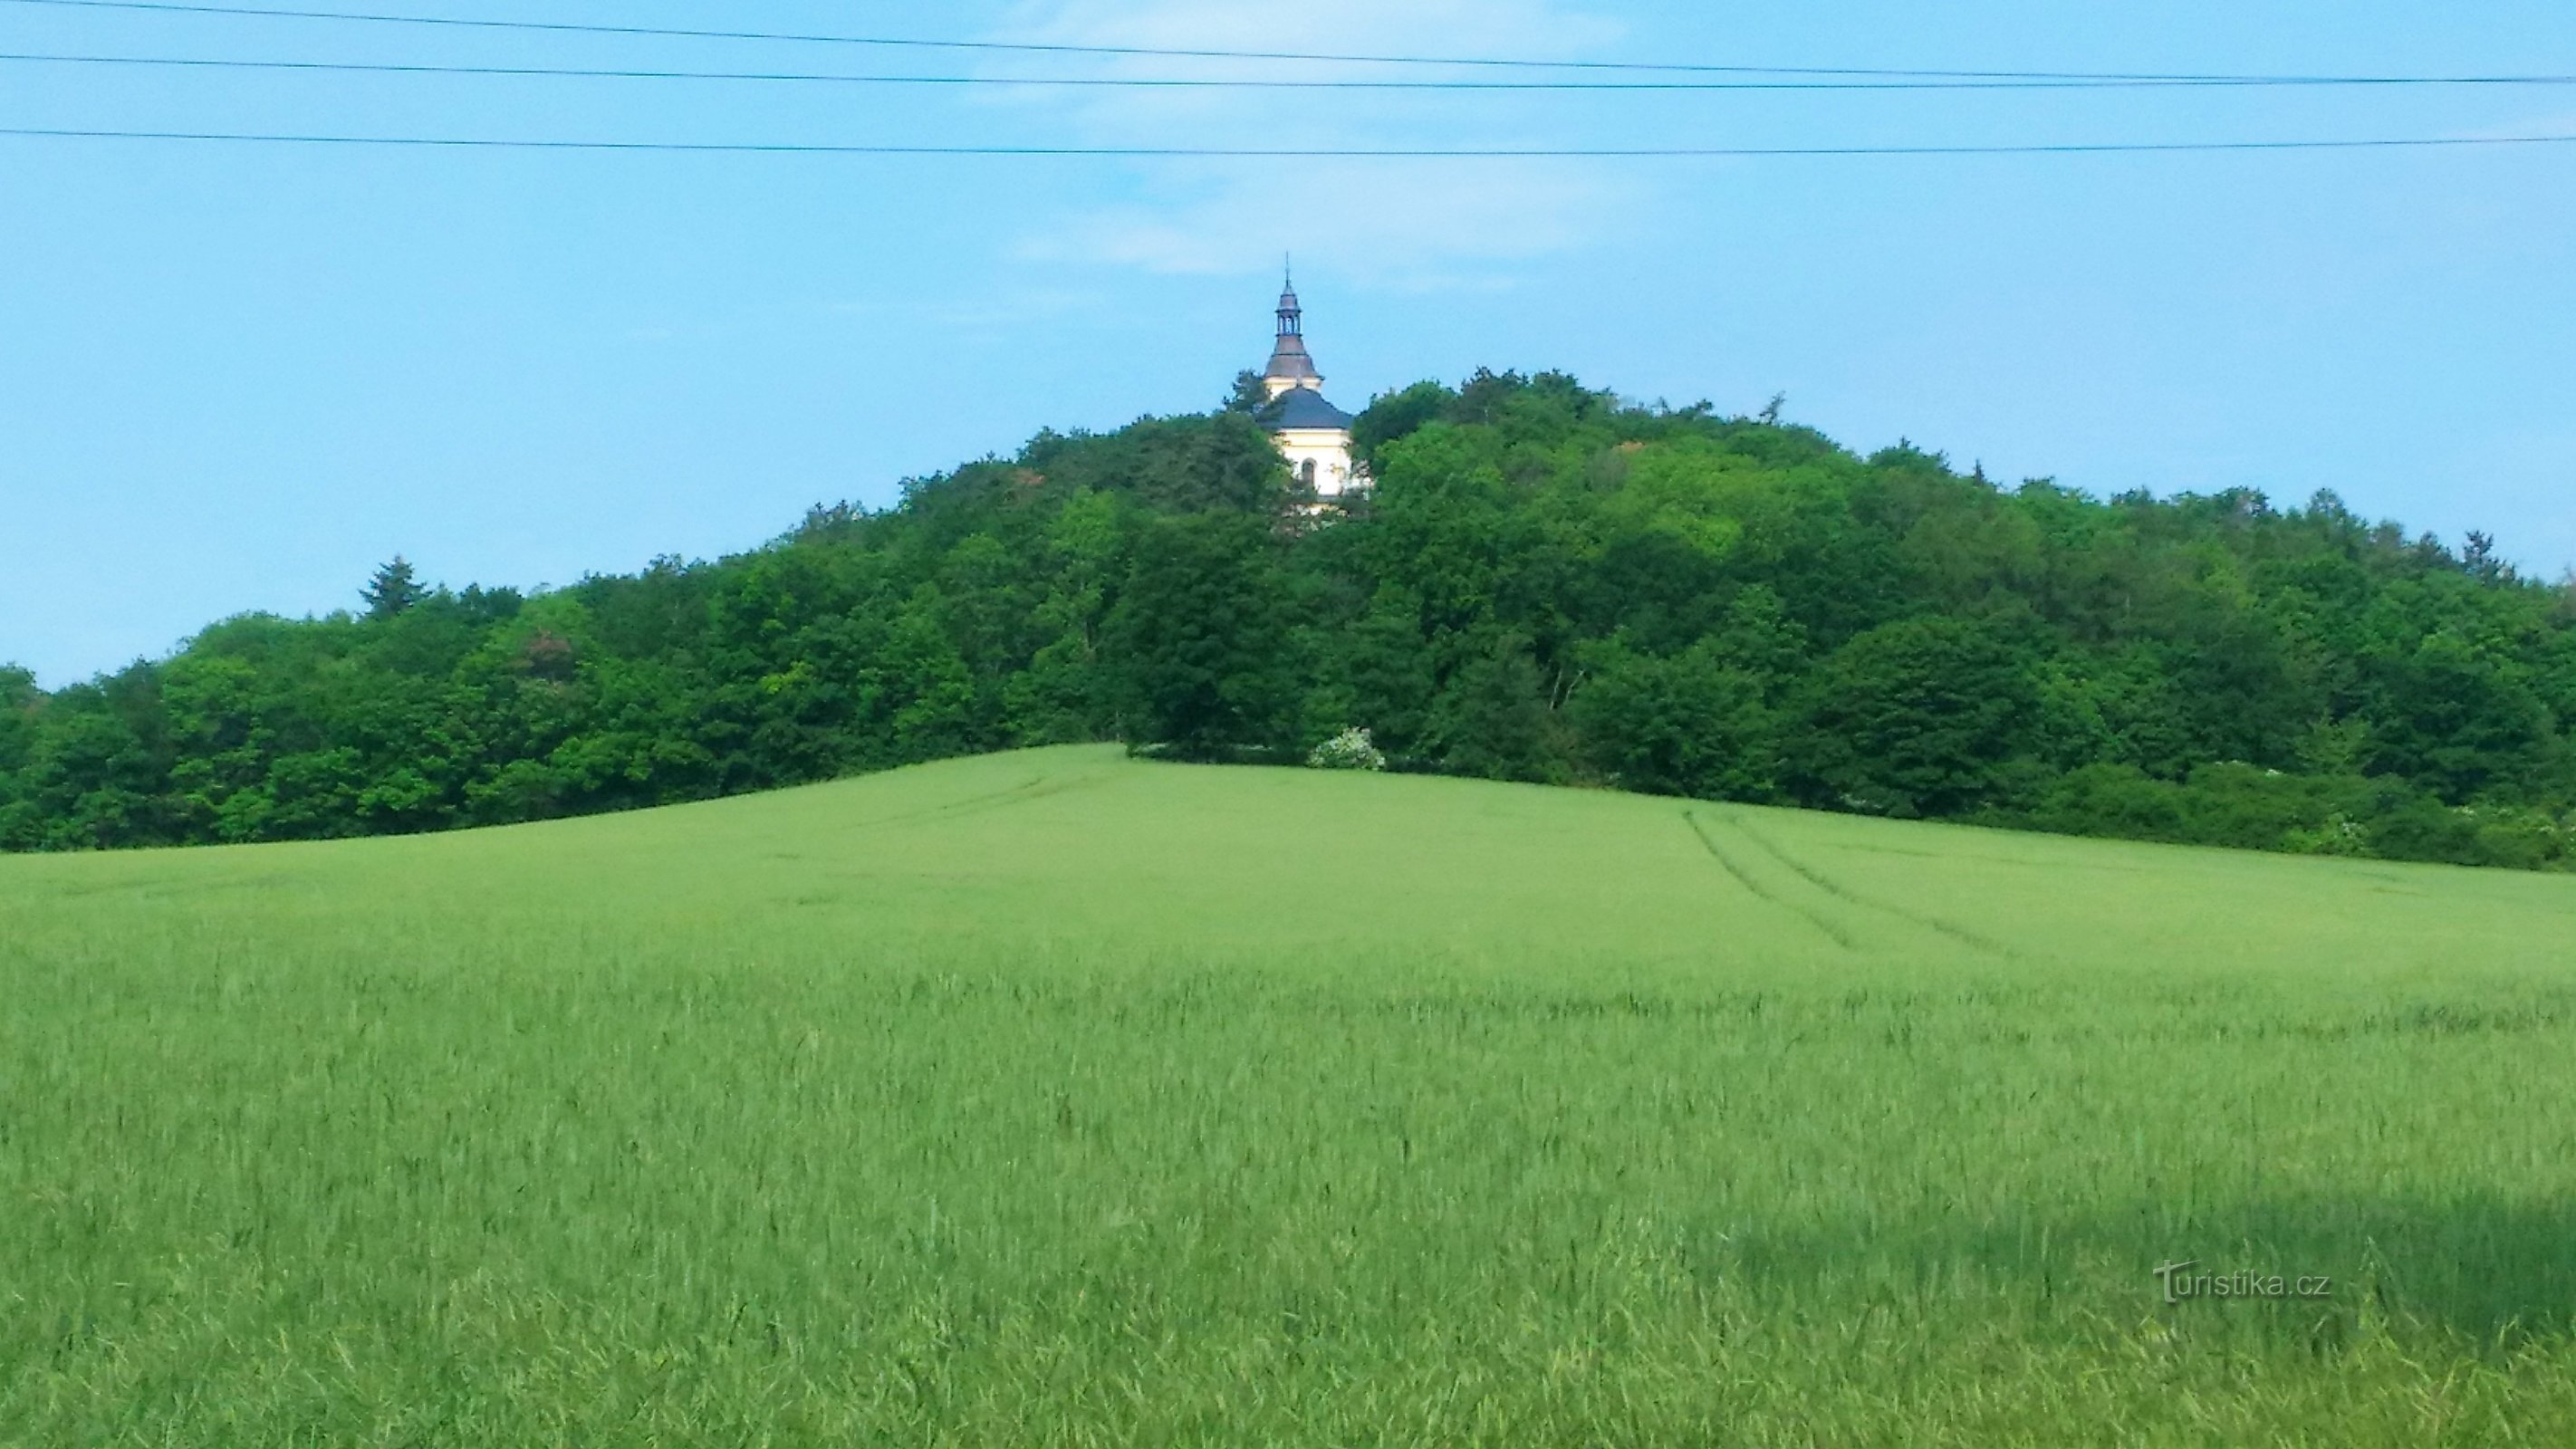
(2153, 1260), (2333, 1306)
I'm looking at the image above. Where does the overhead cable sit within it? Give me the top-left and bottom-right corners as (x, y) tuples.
(5, 50), (2576, 91)
(6, 126), (2573, 158)
(7, 0), (2572, 88)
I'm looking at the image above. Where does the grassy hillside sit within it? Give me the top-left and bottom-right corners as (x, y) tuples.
(6, 747), (2575, 1444)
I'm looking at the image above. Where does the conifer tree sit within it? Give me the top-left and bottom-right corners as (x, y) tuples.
(362, 557), (424, 620)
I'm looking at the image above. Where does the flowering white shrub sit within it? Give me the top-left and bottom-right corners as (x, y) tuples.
(1308, 727), (1388, 772)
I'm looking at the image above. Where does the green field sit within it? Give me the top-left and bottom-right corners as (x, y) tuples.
(6, 744), (2575, 1444)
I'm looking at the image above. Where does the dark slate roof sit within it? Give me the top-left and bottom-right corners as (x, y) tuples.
(1266, 388), (1353, 431)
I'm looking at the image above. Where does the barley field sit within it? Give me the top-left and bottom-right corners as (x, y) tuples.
(5, 744), (2574, 1444)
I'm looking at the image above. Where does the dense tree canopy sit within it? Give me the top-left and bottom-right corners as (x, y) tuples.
(7, 369), (2572, 869)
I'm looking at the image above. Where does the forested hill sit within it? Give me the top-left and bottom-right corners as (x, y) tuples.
(6, 370), (2573, 868)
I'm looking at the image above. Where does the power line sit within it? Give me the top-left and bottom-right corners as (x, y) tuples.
(7, 0), (2571, 87)
(7, 49), (2576, 91)
(5, 126), (2573, 158)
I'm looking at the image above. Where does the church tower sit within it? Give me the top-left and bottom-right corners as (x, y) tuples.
(1256, 273), (1360, 498)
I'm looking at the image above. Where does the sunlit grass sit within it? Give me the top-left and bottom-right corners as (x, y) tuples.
(5, 745), (2574, 1444)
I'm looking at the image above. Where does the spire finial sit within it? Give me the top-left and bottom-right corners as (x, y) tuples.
(1276, 265), (1302, 338)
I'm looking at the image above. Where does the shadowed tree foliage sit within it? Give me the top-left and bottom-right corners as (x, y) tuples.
(1572, 637), (1777, 801)
(4, 371), (2571, 869)
(1221, 369), (1272, 416)
(1790, 616), (2043, 819)
(1106, 512), (1298, 760)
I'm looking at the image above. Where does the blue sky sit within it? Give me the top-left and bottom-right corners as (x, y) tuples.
(4, 0), (2573, 686)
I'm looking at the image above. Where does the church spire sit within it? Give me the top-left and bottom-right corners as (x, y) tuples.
(1262, 264), (1322, 395)
(1245, 268), (1361, 500)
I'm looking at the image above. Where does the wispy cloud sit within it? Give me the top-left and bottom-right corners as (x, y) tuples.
(1011, 156), (1632, 283)
(2456, 105), (2576, 140)
(827, 286), (1109, 332)
(984, 0), (1643, 286)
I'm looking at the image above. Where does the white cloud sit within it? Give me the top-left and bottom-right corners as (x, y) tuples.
(985, 0), (1645, 286)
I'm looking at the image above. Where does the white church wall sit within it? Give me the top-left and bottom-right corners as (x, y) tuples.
(1274, 428), (1357, 497)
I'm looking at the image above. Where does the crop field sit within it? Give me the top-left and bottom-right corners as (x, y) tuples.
(5, 744), (2576, 1444)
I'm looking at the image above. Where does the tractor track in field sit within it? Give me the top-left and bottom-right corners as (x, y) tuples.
(841, 767), (1115, 833)
(1685, 808), (2021, 962)
(1682, 810), (1857, 950)
(1722, 811), (2020, 961)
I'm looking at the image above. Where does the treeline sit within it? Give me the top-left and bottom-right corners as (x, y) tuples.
(5, 369), (2573, 869)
